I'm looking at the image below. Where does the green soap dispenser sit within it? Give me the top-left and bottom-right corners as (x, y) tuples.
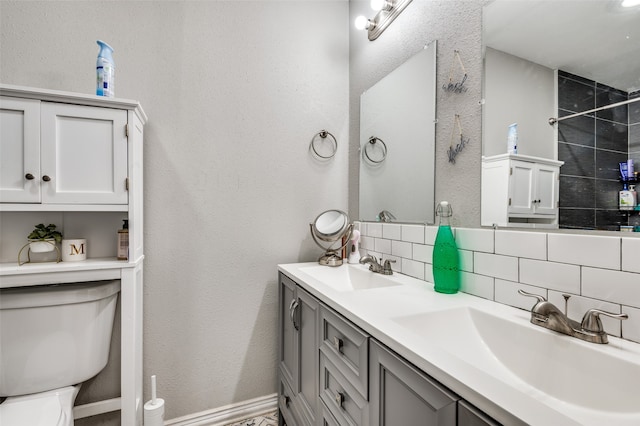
(432, 201), (460, 294)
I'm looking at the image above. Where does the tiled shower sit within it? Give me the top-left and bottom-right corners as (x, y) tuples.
(557, 70), (640, 230)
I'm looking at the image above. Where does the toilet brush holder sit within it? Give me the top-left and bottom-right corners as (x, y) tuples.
(144, 375), (165, 426)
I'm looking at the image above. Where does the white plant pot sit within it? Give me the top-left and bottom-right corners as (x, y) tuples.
(28, 239), (57, 253)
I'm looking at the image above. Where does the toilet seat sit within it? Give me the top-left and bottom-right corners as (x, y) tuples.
(0, 385), (79, 426)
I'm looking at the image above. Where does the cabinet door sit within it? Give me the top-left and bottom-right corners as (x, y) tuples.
(0, 97), (41, 203)
(533, 164), (558, 215)
(41, 102), (128, 204)
(279, 274), (297, 392)
(458, 400), (501, 426)
(278, 274), (319, 426)
(369, 340), (457, 426)
(296, 286), (320, 425)
(508, 161), (535, 214)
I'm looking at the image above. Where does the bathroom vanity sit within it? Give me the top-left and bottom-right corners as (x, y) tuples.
(0, 84), (146, 425)
(278, 262), (640, 426)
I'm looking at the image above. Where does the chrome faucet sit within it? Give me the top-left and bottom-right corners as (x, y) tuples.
(518, 289), (628, 344)
(359, 254), (395, 275)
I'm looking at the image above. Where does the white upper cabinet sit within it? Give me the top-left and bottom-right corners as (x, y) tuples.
(481, 154), (563, 228)
(40, 102), (128, 205)
(0, 97), (41, 203)
(1, 90), (132, 208)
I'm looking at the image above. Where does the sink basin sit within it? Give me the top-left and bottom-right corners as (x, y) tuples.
(298, 264), (403, 292)
(393, 306), (640, 413)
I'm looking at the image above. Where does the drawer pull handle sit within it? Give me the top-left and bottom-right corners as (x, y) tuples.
(280, 394), (291, 408)
(333, 336), (343, 354)
(335, 391), (344, 408)
(289, 300), (300, 331)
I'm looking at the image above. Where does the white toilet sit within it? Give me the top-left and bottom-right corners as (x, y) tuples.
(0, 280), (120, 426)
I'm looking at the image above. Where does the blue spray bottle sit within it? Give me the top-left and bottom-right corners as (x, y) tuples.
(96, 40), (115, 97)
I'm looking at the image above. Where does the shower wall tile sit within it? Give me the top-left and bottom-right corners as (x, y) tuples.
(595, 209), (627, 231)
(595, 179), (622, 209)
(557, 114), (595, 147)
(558, 74), (595, 113)
(595, 147), (627, 180)
(560, 176), (595, 208)
(558, 142), (595, 177)
(596, 120), (628, 152)
(630, 124), (640, 153)
(630, 91), (640, 124)
(559, 208), (595, 230)
(596, 84), (628, 124)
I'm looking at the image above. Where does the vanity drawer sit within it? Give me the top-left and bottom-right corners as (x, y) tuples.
(279, 378), (302, 426)
(319, 304), (369, 398)
(320, 352), (369, 426)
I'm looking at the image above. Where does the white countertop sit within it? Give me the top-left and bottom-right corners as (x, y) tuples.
(278, 262), (640, 426)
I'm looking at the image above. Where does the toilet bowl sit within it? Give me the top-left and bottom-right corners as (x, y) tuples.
(0, 280), (120, 425)
(0, 385), (80, 426)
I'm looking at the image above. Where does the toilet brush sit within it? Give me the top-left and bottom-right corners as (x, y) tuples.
(144, 375), (165, 426)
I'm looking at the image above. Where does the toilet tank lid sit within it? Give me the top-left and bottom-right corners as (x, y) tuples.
(0, 280), (120, 310)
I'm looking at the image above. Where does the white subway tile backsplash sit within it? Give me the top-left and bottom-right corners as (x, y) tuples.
(455, 228), (494, 253)
(622, 305), (640, 344)
(412, 243), (431, 263)
(548, 233), (620, 270)
(622, 238), (640, 273)
(401, 224), (425, 244)
(495, 280), (547, 311)
(383, 223), (401, 240)
(425, 226), (438, 245)
(459, 249), (473, 273)
(367, 223), (383, 238)
(582, 267), (640, 308)
(359, 221), (640, 344)
(375, 238), (392, 255)
(402, 258), (425, 280)
(519, 259), (580, 294)
(548, 291), (622, 337)
(461, 272), (494, 300)
(474, 252), (518, 281)
(495, 230), (546, 260)
(391, 240), (412, 258)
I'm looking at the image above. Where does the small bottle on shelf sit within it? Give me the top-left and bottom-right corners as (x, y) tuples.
(117, 219), (129, 260)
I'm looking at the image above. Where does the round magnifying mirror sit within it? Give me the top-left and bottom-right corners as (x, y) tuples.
(310, 210), (352, 266)
(314, 210), (349, 241)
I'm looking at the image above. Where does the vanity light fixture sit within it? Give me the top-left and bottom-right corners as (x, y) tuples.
(621, 0), (640, 7)
(355, 0), (413, 41)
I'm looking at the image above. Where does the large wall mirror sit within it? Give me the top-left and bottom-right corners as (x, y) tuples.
(483, 0), (640, 231)
(359, 41), (437, 224)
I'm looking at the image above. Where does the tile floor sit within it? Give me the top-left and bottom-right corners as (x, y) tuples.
(227, 411), (278, 426)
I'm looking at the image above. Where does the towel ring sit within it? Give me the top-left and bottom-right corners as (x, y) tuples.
(363, 136), (387, 164)
(310, 130), (338, 159)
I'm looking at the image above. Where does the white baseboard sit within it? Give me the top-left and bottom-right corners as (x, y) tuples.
(164, 393), (278, 426)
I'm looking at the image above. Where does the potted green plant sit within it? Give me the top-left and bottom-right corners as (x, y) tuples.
(28, 223), (63, 253)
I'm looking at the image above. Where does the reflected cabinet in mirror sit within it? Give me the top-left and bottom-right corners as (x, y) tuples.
(359, 41), (437, 224)
(482, 0), (640, 231)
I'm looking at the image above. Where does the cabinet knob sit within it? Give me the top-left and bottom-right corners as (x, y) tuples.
(25, 173), (35, 180)
(42, 175), (51, 182)
(280, 394), (291, 408)
(333, 336), (344, 354)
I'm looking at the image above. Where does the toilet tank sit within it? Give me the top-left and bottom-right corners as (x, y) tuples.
(0, 280), (120, 397)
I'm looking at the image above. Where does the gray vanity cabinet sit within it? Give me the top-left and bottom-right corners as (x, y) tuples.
(278, 273), (320, 426)
(278, 271), (502, 426)
(369, 339), (458, 425)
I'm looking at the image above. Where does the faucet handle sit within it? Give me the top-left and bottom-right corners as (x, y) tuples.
(581, 309), (629, 333)
(382, 259), (396, 275)
(518, 289), (547, 304)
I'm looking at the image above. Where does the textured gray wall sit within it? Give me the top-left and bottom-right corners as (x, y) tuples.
(349, 0), (483, 228)
(0, 0), (349, 422)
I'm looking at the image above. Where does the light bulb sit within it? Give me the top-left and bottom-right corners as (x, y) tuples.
(370, 0), (385, 11)
(622, 0), (640, 7)
(355, 15), (372, 31)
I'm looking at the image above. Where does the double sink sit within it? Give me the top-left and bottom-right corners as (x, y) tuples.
(293, 263), (640, 425)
